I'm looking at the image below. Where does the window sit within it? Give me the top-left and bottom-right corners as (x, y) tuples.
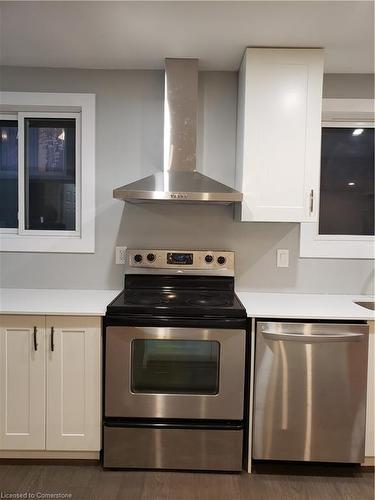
(319, 127), (374, 236)
(25, 116), (77, 231)
(300, 99), (375, 259)
(131, 339), (220, 395)
(0, 92), (95, 253)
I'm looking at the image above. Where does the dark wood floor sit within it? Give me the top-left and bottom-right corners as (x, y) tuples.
(0, 463), (373, 500)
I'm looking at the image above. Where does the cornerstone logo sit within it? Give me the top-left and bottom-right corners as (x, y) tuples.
(0, 493), (72, 499)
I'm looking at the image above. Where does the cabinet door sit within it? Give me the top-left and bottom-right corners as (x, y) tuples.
(0, 315), (45, 450)
(365, 321), (374, 458)
(46, 316), (101, 451)
(236, 48), (323, 222)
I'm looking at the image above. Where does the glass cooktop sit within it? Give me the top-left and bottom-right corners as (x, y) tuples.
(107, 289), (246, 318)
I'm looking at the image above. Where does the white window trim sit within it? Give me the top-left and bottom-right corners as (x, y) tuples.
(0, 92), (95, 253)
(0, 113), (18, 235)
(300, 98), (375, 259)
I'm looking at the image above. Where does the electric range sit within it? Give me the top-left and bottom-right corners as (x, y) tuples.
(107, 275), (246, 319)
(103, 249), (248, 471)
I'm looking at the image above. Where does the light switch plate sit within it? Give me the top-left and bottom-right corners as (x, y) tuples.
(115, 246), (127, 264)
(277, 249), (289, 268)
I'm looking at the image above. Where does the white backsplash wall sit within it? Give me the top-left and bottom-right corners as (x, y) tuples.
(0, 66), (373, 293)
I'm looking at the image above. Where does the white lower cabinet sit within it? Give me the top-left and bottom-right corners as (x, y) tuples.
(0, 315), (101, 452)
(0, 315), (45, 450)
(46, 316), (101, 451)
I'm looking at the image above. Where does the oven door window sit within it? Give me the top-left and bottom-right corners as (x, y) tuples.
(131, 340), (220, 395)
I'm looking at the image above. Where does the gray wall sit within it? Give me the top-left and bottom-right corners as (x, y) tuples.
(323, 74), (374, 99)
(0, 66), (373, 293)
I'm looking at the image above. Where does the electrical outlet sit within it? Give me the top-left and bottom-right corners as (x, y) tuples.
(276, 249), (289, 268)
(115, 246), (127, 265)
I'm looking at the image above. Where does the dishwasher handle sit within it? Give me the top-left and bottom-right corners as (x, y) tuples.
(262, 331), (364, 343)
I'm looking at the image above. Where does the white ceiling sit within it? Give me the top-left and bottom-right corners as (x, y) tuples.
(0, 1), (374, 73)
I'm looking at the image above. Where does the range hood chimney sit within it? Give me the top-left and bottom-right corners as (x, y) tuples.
(113, 58), (243, 204)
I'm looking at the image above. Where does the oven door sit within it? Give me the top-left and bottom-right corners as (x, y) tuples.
(105, 326), (246, 420)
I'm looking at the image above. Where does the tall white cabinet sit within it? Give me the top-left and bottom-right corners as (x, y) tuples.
(0, 315), (101, 453)
(236, 48), (324, 222)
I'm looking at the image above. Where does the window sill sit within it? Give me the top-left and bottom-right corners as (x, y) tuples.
(300, 223), (375, 259)
(0, 231), (94, 253)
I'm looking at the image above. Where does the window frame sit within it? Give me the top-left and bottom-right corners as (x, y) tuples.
(0, 113), (18, 235)
(300, 98), (375, 259)
(0, 92), (95, 253)
(18, 111), (81, 238)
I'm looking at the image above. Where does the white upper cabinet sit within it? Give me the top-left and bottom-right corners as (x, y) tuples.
(236, 48), (324, 222)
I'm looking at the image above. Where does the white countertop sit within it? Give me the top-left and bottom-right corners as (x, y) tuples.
(0, 288), (121, 316)
(0, 288), (373, 320)
(236, 291), (375, 321)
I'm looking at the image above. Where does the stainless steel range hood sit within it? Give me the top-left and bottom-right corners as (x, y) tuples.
(113, 58), (243, 204)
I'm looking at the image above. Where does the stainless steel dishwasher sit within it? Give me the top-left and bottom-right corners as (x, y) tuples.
(253, 321), (369, 463)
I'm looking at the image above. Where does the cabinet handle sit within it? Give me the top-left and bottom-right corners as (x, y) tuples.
(51, 326), (55, 352)
(33, 326), (38, 351)
(309, 189), (314, 214)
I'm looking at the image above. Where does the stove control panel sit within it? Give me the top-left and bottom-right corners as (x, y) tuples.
(127, 249), (235, 274)
(167, 252), (194, 265)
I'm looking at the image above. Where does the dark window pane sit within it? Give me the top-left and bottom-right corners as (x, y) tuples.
(131, 340), (220, 395)
(25, 117), (76, 231)
(0, 120), (18, 228)
(319, 127), (374, 236)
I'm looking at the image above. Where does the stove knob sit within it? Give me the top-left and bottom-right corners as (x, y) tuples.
(134, 254), (143, 263)
(147, 253), (156, 262)
(217, 256), (226, 265)
(205, 255), (213, 264)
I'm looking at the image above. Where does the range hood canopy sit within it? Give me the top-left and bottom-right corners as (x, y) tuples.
(113, 58), (243, 205)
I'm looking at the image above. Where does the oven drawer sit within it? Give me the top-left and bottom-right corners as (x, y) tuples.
(103, 425), (243, 471)
(105, 326), (246, 420)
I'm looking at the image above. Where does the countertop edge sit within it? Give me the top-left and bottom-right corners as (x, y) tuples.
(0, 310), (108, 316)
(0, 289), (374, 321)
(236, 291), (375, 322)
(247, 313), (374, 321)
(0, 289), (121, 317)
